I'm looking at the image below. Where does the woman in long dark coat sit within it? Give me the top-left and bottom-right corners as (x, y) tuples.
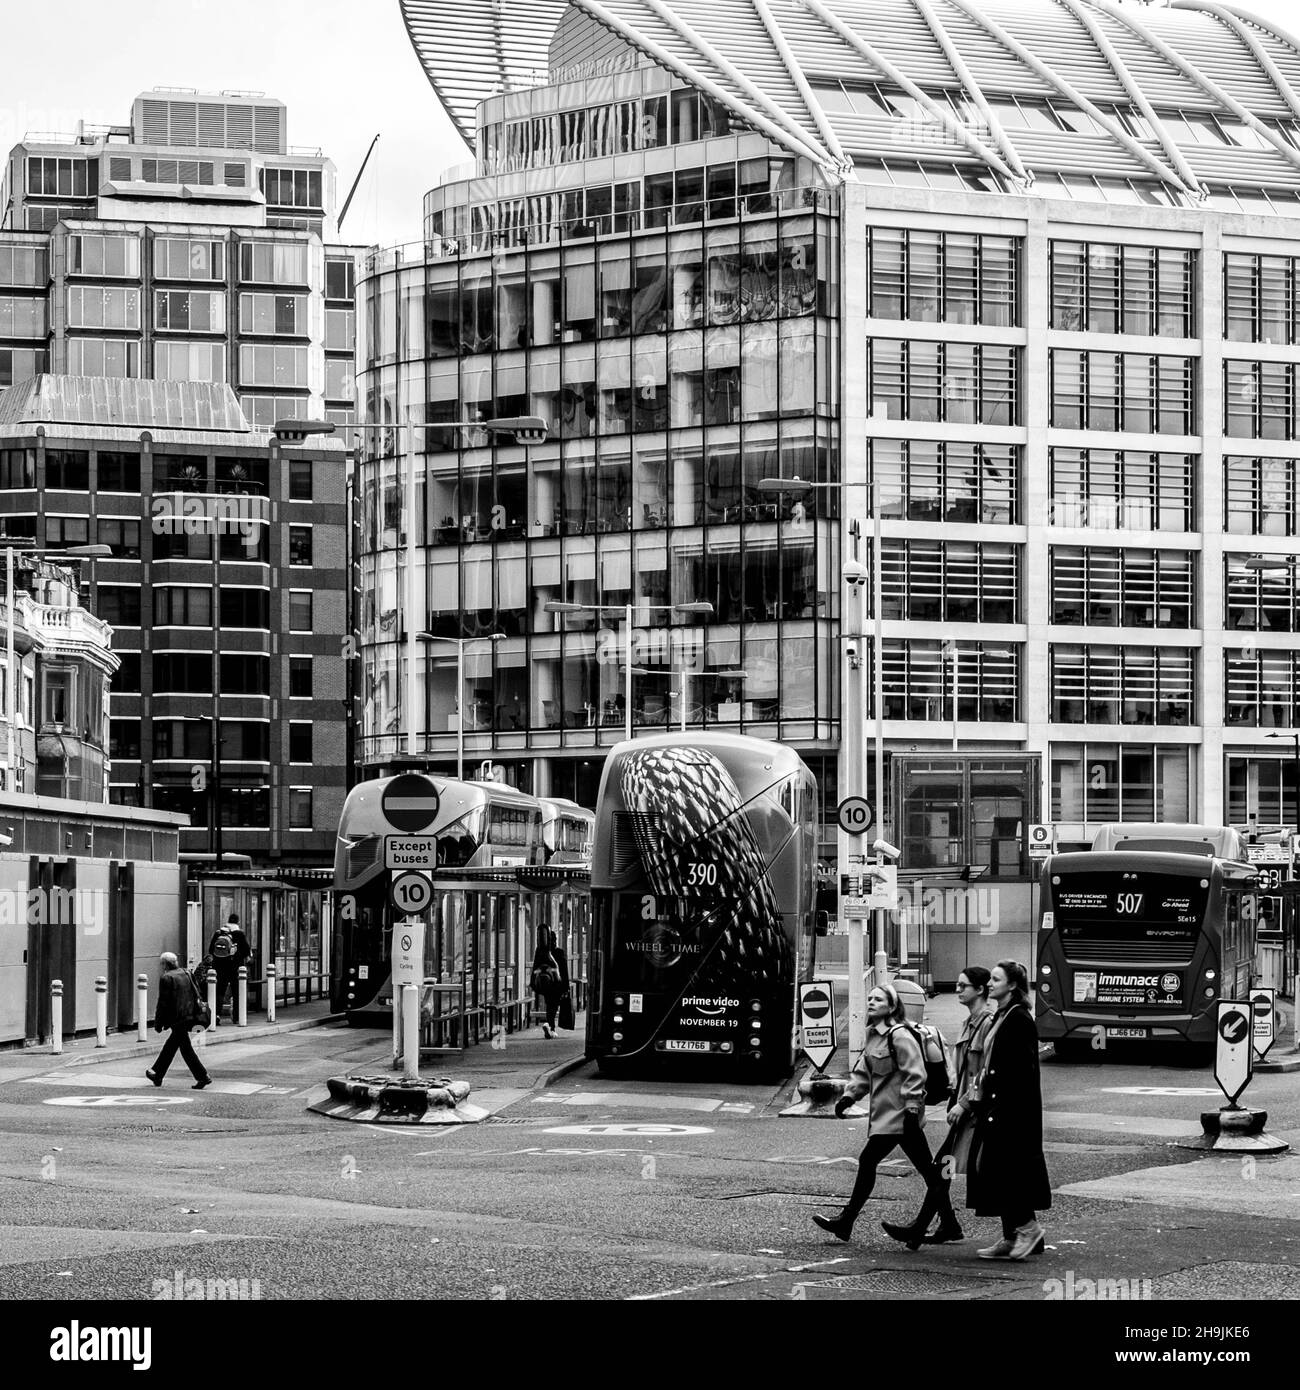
(965, 958), (1052, 1261)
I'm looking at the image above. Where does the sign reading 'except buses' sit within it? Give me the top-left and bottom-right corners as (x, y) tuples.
(1250, 987), (1277, 1061)
(799, 980), (837, 1072)
(385, 835), (442, 870)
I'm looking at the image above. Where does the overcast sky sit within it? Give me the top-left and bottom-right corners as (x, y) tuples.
(7, 0), (1300, 250)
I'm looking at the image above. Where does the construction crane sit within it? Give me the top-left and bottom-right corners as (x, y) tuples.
(338, 133), (380, 234)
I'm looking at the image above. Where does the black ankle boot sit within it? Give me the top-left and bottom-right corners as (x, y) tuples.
(921, 1220), (964, 1245)
(880, 1219), (926, 1252)
(812, 1211), (854, 1242)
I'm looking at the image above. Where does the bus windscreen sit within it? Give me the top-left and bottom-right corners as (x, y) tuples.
(1107, 837), (1218, 857)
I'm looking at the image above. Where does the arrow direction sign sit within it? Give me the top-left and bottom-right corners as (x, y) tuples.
(799, 979), (837, 1072)
(1214, 1001), (1253, 1106)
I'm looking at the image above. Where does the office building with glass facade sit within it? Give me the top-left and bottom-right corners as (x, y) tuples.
(360, 0), (1300, 970)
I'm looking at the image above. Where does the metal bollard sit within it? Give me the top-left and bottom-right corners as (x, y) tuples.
(137, 973), (149, 1042)
(393, 986), (402, 1065)
(402, 982), (420, 1083)
(206, 971), (217, 1032)
(51, 979), (63, 1054)
(266, 962), (276, 1025)
(236, 964), (248, 1027)
(95, 976), (107, 1048)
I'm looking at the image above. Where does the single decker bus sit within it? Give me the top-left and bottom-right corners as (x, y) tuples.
(1036, 823), (1259, 1057)
(586, 733), (818, 1078)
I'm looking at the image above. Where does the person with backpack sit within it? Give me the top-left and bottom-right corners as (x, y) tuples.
(964, 958), (1052, 1261)
(881, 965), (995, 1250)
(146, 952), (211, 1090)
(530, 925), (569, 1039)
(208, 913), (250, 1024)
(810, 983), (960, 1243)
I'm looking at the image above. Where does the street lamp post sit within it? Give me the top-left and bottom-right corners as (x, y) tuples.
(417, 631), (504, 780)
(759, 475), (885, 1057)
(545, 601), (714, 739)
(0, 541), (111, 790)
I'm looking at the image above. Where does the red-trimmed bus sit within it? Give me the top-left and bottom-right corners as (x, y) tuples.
(586, 733), (818, 1078)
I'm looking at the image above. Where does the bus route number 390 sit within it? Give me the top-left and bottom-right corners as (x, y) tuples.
(684, 862), (719, 888)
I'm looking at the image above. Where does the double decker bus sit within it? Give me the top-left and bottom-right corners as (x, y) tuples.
(332, 775), (567, 1028)
(1036, 823), (1259, 1057)
(586, 733), (818, 1078)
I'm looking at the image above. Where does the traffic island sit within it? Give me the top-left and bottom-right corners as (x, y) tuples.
(1174, 1105), (1290, 1155)
(779, 1072), (868, 1119)
(309, 1074), (488, 1125)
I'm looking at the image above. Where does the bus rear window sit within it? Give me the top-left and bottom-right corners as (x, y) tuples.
(1108, 838), (1217, 856)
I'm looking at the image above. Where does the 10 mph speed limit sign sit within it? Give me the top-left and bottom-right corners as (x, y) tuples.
(389, 871), (432, 917)
(837, 797), (873, 835)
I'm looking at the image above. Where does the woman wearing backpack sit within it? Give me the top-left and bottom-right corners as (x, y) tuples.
(811, 983), (960, 1243)
(964, 958), (1052, 1261)
(530, 925), (569, 1039)
(881, 964), (995, 1250)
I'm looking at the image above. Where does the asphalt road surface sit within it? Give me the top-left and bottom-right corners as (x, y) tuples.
(1, 1026), (1298, 1303)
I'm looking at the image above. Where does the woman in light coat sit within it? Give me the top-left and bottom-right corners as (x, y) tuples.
(811, 983), (958, 1243)
(881, 964), (995, 1250)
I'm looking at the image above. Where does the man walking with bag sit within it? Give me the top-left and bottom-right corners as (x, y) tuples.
(208, 913), (250, 1023)
(146, 952), (212, 1090)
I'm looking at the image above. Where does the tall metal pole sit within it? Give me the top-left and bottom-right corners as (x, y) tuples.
(405, 423), (418, 759)
(680, 662), (687, 733)
(843, 523), (867, 1060)
(456, 639), (465, 782)
(625, 602), (633, 742)
(213, 538), (222, 869)
(872, 478), (889, 987)
(5, 545), (13, 788)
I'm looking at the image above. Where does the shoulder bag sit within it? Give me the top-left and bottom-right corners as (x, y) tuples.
(189, 971), (212, 1030)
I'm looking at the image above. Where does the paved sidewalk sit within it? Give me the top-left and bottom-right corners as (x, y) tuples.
(0, 999), (343, 1082)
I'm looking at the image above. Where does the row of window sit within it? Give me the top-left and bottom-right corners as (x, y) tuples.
(1051, 646), (1194, 725)
(1, 448), (315, 497)
(1049, 242), (1195, 337)
(866, 228), (1019, 327)
(57, 337), (351, 396)
(140, 784), (317, 830)
(63, 233), (311, 287)
(432, 162), (824, 254)
(479, 87), (735, 175)
(1052, 744), (1190, 824)
(28, 516), (314, 566)
(0, 244), (46, 288)
(142, 654), (314, 697)
(1050, 351), (1196, 434)
(871, 440), (1019, 525)
(868, 340), (1018, 426)
(360, 424), (832, 544)
(0, 295), (45, 337)
(105, 587), (314, 630)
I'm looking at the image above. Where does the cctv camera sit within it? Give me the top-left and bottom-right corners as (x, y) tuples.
(872, 838), (901, 861)
(845, 642), (860, 670)
(841, 558), (869, 588)
(0, 831), (12, 847)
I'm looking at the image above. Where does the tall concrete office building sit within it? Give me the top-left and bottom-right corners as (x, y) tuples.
(359, 0), (1300, 974)
(0, 90), (359, 900)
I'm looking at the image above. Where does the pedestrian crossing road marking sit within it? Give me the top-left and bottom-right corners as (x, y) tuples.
(532, 1092), (753, 1114)
(1102, 1086), (1221, 1096)
(543, 1123), (713, 1136)
(26, 1074), (271, 1097)
(45, 1095), (192, 1107)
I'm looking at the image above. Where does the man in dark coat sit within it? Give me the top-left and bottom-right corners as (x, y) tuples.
(147, 952), (211, 1089)
(966, 959), (1051, 1260)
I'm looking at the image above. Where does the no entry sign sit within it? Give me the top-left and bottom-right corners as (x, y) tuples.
(381, 774), (441, 833)
(799, 980), (837, 1073)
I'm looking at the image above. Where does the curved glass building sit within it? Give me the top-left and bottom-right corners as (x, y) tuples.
(359, 0), (1300, 977)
